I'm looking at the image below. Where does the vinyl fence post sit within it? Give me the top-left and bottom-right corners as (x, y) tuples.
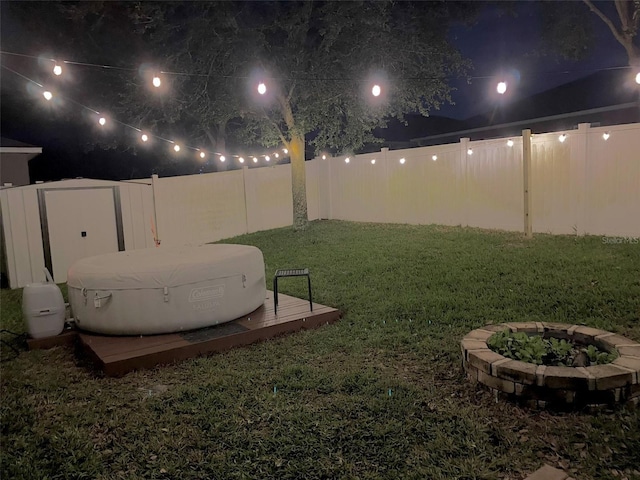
(522, 129), (532, 238)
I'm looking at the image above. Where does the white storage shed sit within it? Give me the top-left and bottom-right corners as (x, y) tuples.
(1, 178), (156, 288)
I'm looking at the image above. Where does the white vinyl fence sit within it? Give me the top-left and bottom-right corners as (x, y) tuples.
(2, 122), (639, 288)
(151, 122), (638, 248)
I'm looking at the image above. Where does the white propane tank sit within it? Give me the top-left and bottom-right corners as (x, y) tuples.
(22, 269), (65, 339)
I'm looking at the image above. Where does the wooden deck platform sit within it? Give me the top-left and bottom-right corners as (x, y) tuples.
(78, 291), (341, 377)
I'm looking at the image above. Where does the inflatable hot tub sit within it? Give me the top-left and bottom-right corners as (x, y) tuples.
(67, 244), (266, 335)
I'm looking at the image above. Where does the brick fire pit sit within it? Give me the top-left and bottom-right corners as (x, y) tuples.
(461, 322), (640, 409)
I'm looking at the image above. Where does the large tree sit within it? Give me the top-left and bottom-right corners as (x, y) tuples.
(128, 1), (474, 229)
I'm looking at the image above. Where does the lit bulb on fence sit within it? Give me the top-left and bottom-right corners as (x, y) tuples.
(602, 132), (610, 141)
(43, 91), (53, 100)
(507, 139), (514, 147)
(371, 159), (376, 165)
(265, 155), (270, 162)
(283, 148), (288, 154)
(322, 154), (326, 160)
(253, 157), (258, 163)
(467, 148), (473, 155)
(53, 64), (62, 76)
(399, 158), (406, 164)
(274, 153), (279, 158)
(345, 157), (350, 164)
(239, 157), (245, 163)
(636, 72), (640, 85)
(559, 134), (567, 143)
(432, 155), (437, 161)
(220, 155), (226, 162)
(99, 117), (106, 126)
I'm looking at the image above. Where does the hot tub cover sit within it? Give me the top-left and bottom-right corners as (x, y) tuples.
(67, 244), (266, 335)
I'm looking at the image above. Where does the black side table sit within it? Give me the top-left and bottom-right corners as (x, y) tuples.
(273, 268), (312, 314)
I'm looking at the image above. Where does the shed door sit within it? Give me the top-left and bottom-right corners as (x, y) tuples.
(45, 189), (120, 282)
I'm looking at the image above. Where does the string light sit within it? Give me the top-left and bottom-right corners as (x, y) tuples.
(219, 155), (226, 162)
(257, 82), (266, 95)
(507, 139), (514, 147)
(98, 117), (106, 126)
(141, 133), (149, 142)
(496, 81), (507, 94)
(322, 154), (326, 160)
(253, 157), (258, 163)
(372, 85), (381, 97)
(43, 91), (53, 100)
(636, 72), (640, 84)
(602, 132), (610, 141)
(274, 153), (279, 158)
(173, 144), (181, 152)
(467, 148), (473, 155)
(431, 154), (437, 161)
(371, 159), (376, 164)
(345, 157), (350, 164)
(239, 157), (245, 163)
(399, 157), (406, 164)
(559, 134), (567, 143)
(53, 64), (62, 76)
(152, 76), (161, 87)
(199, 151), (206, 158)
(265, 155), (270, 162)
(283, 148), (288, 154)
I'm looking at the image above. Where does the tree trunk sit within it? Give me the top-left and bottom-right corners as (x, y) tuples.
(289, 133), (308, 230)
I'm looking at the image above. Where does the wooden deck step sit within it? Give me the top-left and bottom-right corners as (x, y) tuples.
(78, 291), (341, 377)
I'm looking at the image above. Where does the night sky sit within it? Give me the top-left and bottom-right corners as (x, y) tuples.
(0, 1), (633, 182)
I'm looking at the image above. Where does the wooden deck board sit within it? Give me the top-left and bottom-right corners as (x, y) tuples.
(78, 291), (341, 377)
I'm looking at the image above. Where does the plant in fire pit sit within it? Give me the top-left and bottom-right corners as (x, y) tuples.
(487, 329), (617, 366)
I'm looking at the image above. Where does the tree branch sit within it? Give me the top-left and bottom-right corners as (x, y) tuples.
(583, 0), (627, 45)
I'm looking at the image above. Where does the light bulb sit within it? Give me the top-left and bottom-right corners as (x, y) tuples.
(253, 157), (258, 163)
(345, 157), (350, 164)
(152, 76), (161, 87)
(199, 151), (206, 158)
(141, 134), (149, 142)
(265, 155), (270, 161)
(635, 72), (640, 85)
(432, 155), (437, 161)
(173, 144), (180, 152)
(507, 139), (514, 147)
(99, 117), (106, 126)
(559, 134), (567, 143)
(399, 158), (406, 164)
(239, 157), (245, 163)
(322, 154), (326, 160)
(372, 84), (381, 97)
(467, 148), (473, 155)
(257, 83), (266, 95)
(371, 159), (376, 165)
(283, 148), (288, 154)
(602, 132), (610, 141)
(220, 155), (226, 162)
(43, 91), (53, 100)
(274, 153), (279, 158)
(53, 64), (62, 76)
(497, 81), (507, 94)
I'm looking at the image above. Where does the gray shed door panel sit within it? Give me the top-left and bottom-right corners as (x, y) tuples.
(45, 189), (119, 282)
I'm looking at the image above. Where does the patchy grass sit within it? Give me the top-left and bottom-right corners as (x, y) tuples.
(2, 220), (639, 480)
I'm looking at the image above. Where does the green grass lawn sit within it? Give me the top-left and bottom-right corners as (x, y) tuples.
(2, 220), (639, 480)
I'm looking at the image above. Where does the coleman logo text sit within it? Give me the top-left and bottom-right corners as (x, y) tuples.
(189, 285), (225, 303)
